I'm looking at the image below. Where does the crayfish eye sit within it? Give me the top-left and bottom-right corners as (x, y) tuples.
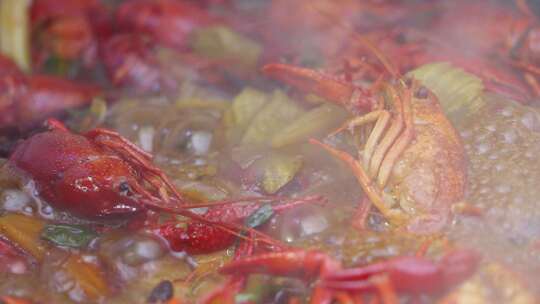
(119, 182), (132, 196)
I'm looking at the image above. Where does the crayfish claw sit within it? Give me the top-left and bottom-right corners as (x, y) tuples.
(263, 63), (362, 108)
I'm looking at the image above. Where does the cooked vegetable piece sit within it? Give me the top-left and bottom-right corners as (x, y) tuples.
(176, 98), (229, 111)
(228, 87), (269, 128)
(242, 90), (305, 145)
(191, 26), (262, 69)
(0, 213), (46, 261)
(271, 103), (348, 148)
(41, 224), (97, 248)
(176, 82), (230, 111)
(64, 254), (109, 300)
(260, 152), (303, 194)
(408, 62), (485, 123)
(0, 0), (31, 71)
(72, 98), (108, 132)
(245, 204), (274, 228)
(224, 87), (269, 143)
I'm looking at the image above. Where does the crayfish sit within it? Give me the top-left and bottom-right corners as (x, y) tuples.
(0, 54), (100, 134)
(157, 195), (322, 254)
(217, 248), (480, 303)
(31, 0), (112, 67)
(262, 41), (467, 233)
(30, 0), (246, 92)
(115, 0), (219, 51)
(100, 33), (179, 93)
(6, 119), (320, 254)
(7, 118), (188, 219)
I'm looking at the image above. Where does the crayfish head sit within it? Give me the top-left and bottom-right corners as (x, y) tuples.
(53, 156), (145, 220)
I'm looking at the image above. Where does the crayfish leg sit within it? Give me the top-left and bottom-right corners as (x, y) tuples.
(351, 197), (371, 230)
(309, 139), (404, 225)
(367, 85), (404, 181)
(371, 274), (399, 304)
(377, 83), (414, 188)
(361, 110), (391, 172)
(323, 260), (389, 283)
(199, 276), (244, 304)
(220, 250), (339, 280)
(85, 128), (153, 160)
(322, 272), (399, 304)
(86, 128), (188, 205)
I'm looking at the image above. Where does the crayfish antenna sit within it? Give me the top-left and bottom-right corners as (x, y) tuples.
(179, 194), (324, 209)
(85, 128), (190, 206)
(143, 198), (288, 250)
(309, 5), (400, 79)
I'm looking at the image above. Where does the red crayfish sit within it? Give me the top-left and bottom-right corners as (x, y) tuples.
(262, 57), (467, 234)
(110, 0), (261, 92)
(218, 248), (481, 303)
(100, 34), (179, 93)
(115, 0), (219, 51)
(30, 0), (112, 67)
(0, 55), (100, 134)
(30, 0), (238, 92)
(8, 118), (184, 219)
(290, 0), (537, 103)
(157, 196), (321, 254)
(7, 119), (319, 254)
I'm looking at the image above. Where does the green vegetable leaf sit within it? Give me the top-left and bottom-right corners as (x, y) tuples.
(41, 224), (97, 248)
(245, 204), (274, 228)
